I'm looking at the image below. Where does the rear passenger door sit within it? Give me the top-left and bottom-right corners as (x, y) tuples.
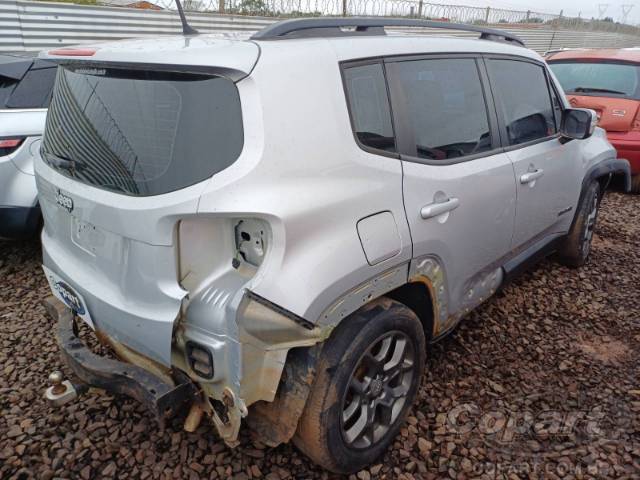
(485, 57), (579, 248)
(386, 55), (517, 320)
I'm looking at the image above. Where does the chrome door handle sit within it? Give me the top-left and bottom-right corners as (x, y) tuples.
(520, 169), (544, 184)
(420, 197), (460, 219)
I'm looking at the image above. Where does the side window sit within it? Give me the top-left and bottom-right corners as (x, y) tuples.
(0, 76), (18, 108)
(6, 67), (57, 109)
(343, 63), (396, 154)
(386, 58), (492, 161)
(486, 59), (557, 146)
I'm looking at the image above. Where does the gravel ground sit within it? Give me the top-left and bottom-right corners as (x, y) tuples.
(1, 191), (639, 480)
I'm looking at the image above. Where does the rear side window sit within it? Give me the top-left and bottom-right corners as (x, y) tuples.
(343, 63), (396, 154)
(386, 58), (492, 161)
(0, 76), (18, 107)
(6, 67), (56, 109)
(42, 66), (244, 196)
(487, 59), (556, 146)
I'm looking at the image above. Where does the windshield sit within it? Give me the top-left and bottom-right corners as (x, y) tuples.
(548, 61), (640, 99)
(42, 66), (243, 196)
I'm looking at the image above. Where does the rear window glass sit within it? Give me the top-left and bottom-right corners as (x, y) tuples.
(0, 76), (18, 107)
(6, 67), (56, 109)
(42, 66), (244, 196)
(548, 62), (640, 99)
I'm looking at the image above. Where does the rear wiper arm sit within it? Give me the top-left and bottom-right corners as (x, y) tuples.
(571, 86), (627, 95)
(44, 153), (87, 172)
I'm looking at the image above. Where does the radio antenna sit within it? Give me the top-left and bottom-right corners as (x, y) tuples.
(175, 0), (199, 35)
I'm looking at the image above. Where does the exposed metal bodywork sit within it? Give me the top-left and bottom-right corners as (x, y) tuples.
(36, 31), (619, 445)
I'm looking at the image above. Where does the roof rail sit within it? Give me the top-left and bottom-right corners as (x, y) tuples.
(250, 17), (525, 47)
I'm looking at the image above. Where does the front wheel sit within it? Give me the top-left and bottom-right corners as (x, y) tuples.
(293, 298), (426, 474)
(557, 181), (600, 268)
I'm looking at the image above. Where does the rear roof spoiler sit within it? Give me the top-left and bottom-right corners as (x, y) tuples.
(251, 17), (525, 47)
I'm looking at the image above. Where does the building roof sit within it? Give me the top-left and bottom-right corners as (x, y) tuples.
(98, 0), (163, 8)
(546, 48), (640, 63)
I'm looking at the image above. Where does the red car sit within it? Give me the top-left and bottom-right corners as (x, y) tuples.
(546, 48), (640, 192)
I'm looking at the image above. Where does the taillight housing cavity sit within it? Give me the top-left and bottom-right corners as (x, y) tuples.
(234, 219), (269, 268)
(177, 217), (271, 294)
(0, 137), (25, 157)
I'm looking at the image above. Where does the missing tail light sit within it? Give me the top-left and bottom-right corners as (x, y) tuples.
(0, 138), (25, 157)
(177, 217), (271, 294)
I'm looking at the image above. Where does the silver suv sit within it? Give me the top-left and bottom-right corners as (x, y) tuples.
(0, 54), (56, 239)
(37, 18), (630, 473)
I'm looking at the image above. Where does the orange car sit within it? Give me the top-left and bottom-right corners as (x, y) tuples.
(546, 48), (640, 192)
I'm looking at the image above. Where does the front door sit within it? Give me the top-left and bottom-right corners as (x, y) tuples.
(485, 57), (581, 248)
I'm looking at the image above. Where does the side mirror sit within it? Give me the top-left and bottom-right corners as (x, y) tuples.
(560, 108), (597, 140)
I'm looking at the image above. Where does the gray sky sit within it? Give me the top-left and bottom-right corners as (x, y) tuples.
(452, 0), (639, 24)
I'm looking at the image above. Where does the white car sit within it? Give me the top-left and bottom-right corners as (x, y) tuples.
(0, 54), (56, 239)
(37, 18), (629, 473)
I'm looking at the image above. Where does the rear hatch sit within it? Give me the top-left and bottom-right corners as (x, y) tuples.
(548, 60), (640, 132)
(36, 37), (258, 365)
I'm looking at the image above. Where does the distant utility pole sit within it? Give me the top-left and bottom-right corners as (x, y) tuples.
(621, 4), (634, 24)
(597, 3), (609, 19)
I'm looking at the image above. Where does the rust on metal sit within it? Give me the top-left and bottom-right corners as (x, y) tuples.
(94, 329), (174, 386)
(184, 402), (204, 432)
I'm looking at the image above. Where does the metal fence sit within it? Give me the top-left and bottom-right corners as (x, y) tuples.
(1, 0), (639, 53)
(175, 0), (640, 36)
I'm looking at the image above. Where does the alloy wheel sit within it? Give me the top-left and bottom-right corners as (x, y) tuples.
(340, 330), (416, 449)
(581, 191), (599, 258)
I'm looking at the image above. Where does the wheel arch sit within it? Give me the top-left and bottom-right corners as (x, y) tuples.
(584, 157), (631, 196)
(385, 282), (435, 342)
(570, 157), (630, 233)
(245, 282), (435, 447)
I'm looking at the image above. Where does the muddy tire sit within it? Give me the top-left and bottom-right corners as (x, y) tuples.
(557, 181), (600, 268)
(631, 174), (640, 194)
(293, 298), (426, 474)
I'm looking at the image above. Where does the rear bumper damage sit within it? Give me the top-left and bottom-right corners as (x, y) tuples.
(43, 293), (327, 446)
(43, 296), (199, 428)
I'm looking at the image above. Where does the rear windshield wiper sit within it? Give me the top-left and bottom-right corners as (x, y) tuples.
(43, 152), (88, 172)
(571, 86), (627, 95)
